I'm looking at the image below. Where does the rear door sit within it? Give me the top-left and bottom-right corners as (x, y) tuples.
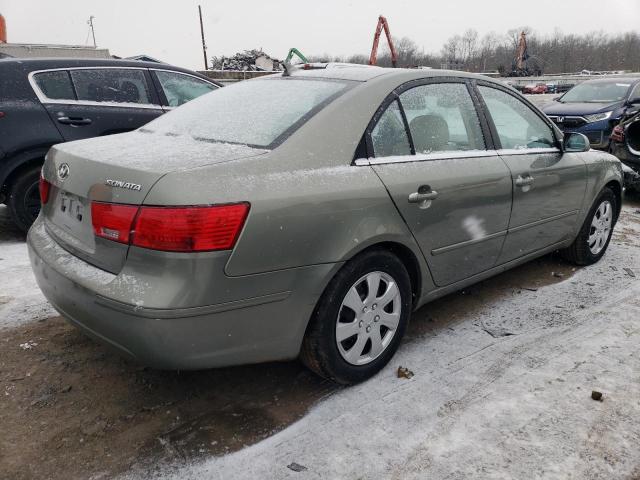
(367, 80), (513, 287)
(476, 83), (587, 263)
(31, 67), (164, 142)
(150, 69), (219, 111)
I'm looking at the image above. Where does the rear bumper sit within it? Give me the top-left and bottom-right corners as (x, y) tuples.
(27, 217), (339, 369)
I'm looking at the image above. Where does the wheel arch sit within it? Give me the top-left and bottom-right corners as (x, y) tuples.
(605, 179), (622, 219)
(0, 148), (49, 197)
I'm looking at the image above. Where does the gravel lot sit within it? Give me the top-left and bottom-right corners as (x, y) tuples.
(1, 196), (639, 480)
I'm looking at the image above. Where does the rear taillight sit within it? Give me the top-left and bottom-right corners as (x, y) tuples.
(39, 175), (51, 205)
(91, 202), (139, 244)
(611, 125), (625, 143)
(90, 202), (250, 252)
(133, 204), (250, 252)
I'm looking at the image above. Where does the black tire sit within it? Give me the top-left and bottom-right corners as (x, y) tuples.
(561, 187), (617, 266)
(7, 165), (42, 233)
(300, 249), (412, 385)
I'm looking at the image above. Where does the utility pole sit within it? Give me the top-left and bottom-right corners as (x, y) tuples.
(87, 15), (96, 47)
(198, 5), (208, 70)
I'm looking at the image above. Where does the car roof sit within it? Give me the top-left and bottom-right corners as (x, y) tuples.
(579, 77), (640, 85)
(279, 63), (498, 84)
(0, 57), (213, 82)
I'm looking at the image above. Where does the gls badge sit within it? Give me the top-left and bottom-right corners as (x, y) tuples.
(105, 179), (143, 191)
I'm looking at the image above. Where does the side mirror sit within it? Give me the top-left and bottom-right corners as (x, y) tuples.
(628, 97), (640, 106)
(563, 132), (590, 153)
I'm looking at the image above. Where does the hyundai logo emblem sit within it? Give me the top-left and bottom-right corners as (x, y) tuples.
(58, 163), (70, 180)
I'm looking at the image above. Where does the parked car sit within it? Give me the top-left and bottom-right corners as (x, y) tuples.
(523, 83), (548, 94)
(543, 77), (640, 150)
(0, 58), (220, 232)
(545, 82), (574, 95)
(610, 109), (640, 193)
(28, 65), (622, 384)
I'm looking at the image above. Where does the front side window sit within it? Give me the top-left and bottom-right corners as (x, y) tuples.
(70, 69), (153, 105)
(399, 83), (485, 153)
(479, 86), (555, 149)
(371, 100), (411, 157)
(155, 71), (218, 107)
(33, 71), (75, 100)
(145, 78), (350, 148)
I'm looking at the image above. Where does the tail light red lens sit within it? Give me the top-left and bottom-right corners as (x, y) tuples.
(132, 204), (250, 252)
(90, 202), (250, 252)
(39, 175), (51, 205)
(91, 202), (139, 244)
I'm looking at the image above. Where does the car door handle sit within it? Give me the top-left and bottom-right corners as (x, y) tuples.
(515, 174), (534, 187)
(57, 116), (92, 126)
(408, 186), (439, 208)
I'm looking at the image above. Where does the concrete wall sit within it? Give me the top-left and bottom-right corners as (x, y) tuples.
(198, 70), (277, 85)
(0, 43), (111, 59)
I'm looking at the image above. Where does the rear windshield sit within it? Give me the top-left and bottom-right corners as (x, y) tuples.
(560, 81), (632, 103)
(144, 78), (351, 148)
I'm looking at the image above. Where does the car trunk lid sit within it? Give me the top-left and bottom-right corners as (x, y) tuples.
(41, 130), (267, 273)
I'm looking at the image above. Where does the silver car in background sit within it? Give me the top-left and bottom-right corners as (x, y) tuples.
(28, 65), (622, 384)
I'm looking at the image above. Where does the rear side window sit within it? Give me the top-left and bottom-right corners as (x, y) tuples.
(155, 71), (217, 107)
(371, 100), (411, 157)
(399, 83), (485, 153)
(145, 78), (350, 148)
(70, 69), (153, 105)
(33, 71), (75, 100)
(478, 86), (555, 149)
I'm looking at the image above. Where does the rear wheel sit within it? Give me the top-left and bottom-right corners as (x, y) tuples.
(300, 250), (412, 384)
(561, 187), (617, 265)
(7, 165), (42, 233)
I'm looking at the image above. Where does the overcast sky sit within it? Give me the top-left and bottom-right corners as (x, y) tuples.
(1, 0), (638, 70)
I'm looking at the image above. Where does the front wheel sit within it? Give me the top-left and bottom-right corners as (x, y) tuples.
(300, 250), (412, 384)
(561, 187), (617, 265)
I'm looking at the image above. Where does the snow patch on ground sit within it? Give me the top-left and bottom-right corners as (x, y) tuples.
(124, 204), (640, 480)
(0, 208), (56, 330)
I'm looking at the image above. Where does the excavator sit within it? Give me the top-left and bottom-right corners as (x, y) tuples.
(510, 31), (542, 77)
(369, 15), (398, 67)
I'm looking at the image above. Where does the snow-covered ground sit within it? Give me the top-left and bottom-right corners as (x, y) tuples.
(2, 201), (640, 479)
(0, 207), (56, 330)
(134, 202), (640, 480)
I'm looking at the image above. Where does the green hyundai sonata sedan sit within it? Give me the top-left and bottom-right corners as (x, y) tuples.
(28, 64), (623, 384)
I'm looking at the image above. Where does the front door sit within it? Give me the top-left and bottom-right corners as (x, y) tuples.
(476, 85), (587, 263)
(368, 81), (513, 287)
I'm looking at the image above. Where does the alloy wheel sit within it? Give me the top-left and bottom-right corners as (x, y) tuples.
(335, 271), (402, 366)
(588, 200), (612, 255)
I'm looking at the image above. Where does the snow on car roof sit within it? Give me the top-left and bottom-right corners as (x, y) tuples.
(282, 63), (493, 83)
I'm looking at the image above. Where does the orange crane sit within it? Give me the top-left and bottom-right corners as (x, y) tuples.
(0, 14), (7, 43)
(369, 15), (397, 67)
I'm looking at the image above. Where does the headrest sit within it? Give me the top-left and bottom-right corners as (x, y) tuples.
(409, 115), (449, 153)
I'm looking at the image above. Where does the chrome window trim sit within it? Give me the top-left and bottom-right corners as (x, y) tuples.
(28, 67), (164, 110)
(355, 149), (500, 166)
(497, 147), (561, 156)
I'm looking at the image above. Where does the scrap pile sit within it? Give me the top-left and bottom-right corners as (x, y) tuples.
(210, 49), (283, 71)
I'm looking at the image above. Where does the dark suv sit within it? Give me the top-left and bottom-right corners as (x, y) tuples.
(0, 58), (220, 231)
(542, 78), (640, 150)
